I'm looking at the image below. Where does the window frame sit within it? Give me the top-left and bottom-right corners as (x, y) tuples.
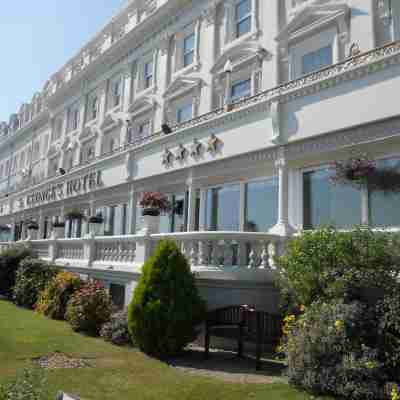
(235, 0), (252, 39)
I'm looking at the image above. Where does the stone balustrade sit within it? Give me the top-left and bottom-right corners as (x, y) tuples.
(0, 231), (285, 273)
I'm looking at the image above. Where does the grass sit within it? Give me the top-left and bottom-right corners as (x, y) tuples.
(0, 300), (314, 400)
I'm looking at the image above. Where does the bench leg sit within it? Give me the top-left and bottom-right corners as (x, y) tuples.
(256, 313), (262, 370)
(238, 325), (244, 358)
(204, 323), (210, 360)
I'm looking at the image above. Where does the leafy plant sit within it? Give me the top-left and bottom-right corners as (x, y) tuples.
(0, 367), (48, 400)
(36, 271), (83, 320)
(100, 310), (132, 346)
(0, 245), (35, 298)
(13, 258), (57, 309)
(65, 208), (86, 220)
(128, 240), (206, 358)
(65, 280), (112, 336)
(275, 227), (400, 311)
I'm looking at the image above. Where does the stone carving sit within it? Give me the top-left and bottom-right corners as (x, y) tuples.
(190, 138), (203, 158)
(207, 134), (221, 154)
(175, 144), (187, 162)
(162, 148), (174, 167)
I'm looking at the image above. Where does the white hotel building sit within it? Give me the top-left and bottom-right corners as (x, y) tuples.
(0, 0), (399, 309)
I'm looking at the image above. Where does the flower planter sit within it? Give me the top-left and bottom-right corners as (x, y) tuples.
(139, 214), (160, 235)
(142, 208), (161, 217)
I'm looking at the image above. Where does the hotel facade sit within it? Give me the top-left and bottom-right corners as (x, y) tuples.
(0, 0), (400, 310)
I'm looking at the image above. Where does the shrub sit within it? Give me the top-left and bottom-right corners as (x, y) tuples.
(0, 367), (48, 400)
(36, 271), (83, 320)
(377, 290), (400, 380)
(100, 310), (131, 346)
(128, 240), (206, 358)
(12, 258), (57, 309)
(275, 227), (400, 310)
(285, 300), (388, 400)
(0, 245), (35, 298)
(65, 280), (112, 335)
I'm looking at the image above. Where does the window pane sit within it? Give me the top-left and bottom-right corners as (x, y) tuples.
(184, 51), (194, 67)
(184, 33), (195, 54)
(236, 0), (251, 20)
(206, 185), (240, 231)
(303, 169), (361, 229)
(245, 179), (278, 232)
(144, 61), (153, 88)
(231, 79), (251, 100)
(177, 103), (193, 123)
(302, 45), (333, 75)
(369, 158), (400, 227)
(237, 17), (251, 37)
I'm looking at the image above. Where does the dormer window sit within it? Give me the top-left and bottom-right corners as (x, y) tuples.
(144, 60), (154, 89)
(183, 33), (195, 67)
(235, 0), (252, 38)
(302, 45), (332, 75)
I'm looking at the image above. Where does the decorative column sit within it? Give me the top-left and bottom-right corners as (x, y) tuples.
(95, 82), (108, 157)
(38, 210), (44, 239)
(269, 150), (296, 237)
(128, 188), (138, 235)
(186, 182), (197, 232)
(198, 188), (207, 231)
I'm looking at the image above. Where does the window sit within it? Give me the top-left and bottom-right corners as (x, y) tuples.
(138, 121), (150, 139)
(235, 0), (252, 38)
(303, 169), (361, 229)
(88, 95), (99, 121)
(177, 103), (193, 123)
(206, 185), (241, 231)
(369, 158), (400, 227)
(144, 60), (153, 89)
(302, 45), (333, 75)
(245, 179), (278, 232)
(231, 79), (251, 101)
(112, 80), (122, 108)
(183, 32), (195, 67)
(68, 106), (80, 132)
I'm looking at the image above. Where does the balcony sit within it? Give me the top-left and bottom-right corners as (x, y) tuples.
(0, 231), (285, 282)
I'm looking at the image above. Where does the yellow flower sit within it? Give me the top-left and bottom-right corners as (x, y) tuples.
(299, 304), (306, 312)
(334, 320), (344, 331)
(392, 386), (399, 400)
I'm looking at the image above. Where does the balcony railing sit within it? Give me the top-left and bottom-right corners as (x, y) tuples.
(0, 231), (285, 274)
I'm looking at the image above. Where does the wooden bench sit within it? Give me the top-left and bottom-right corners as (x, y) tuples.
(204, 305), (282, 370)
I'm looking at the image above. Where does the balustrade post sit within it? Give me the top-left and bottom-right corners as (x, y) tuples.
(48, 238), (58, 263)
(83, 236), (95, 267)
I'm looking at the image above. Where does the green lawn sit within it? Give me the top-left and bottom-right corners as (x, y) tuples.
(0, 300), (313, 400)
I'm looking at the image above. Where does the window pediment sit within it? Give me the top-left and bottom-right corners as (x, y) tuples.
(277, 2), (350, 44)
(128, 95), (156, 117)
(211, 41), (269, 75)
(163, 76), (203, 101)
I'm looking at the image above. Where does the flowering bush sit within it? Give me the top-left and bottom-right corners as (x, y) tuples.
(65, 280), (112, 336)
(285, 300), (388, 400)
(36, 272), (83, 320)
(139, 192), (171, 214)
(13, 258), (57, 309)
(100, 310), (132, 346)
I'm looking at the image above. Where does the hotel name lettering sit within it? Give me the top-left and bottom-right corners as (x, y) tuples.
(20, 171), (103, 209)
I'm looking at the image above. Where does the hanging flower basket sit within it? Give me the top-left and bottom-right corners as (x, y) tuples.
(88, 214), (104, 224)
(331, 154), (400, 193)
(139, 192), (171, 216)
(65, 208), (86, 220)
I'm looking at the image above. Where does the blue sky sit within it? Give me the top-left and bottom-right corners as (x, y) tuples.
(0, 0), (127, 122)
